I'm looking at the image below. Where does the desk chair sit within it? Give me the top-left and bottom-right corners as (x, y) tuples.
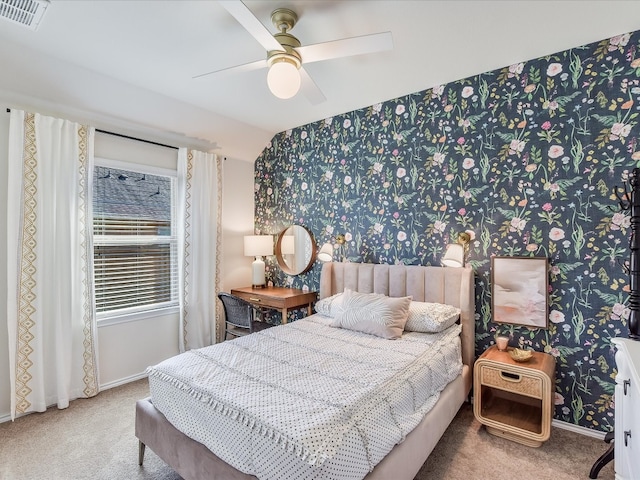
(217, 292), (272, 340)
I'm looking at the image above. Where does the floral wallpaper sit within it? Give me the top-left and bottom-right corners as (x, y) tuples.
(254, 30), (640, 432)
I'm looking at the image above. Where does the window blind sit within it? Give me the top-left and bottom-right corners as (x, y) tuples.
(93, 242), (177, 313)
(92, 164), (178, 317)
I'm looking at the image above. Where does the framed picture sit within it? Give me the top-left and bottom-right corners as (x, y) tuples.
(491, 256), (549, 329)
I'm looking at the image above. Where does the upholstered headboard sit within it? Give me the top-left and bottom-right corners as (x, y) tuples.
(319, 262), (476, 370)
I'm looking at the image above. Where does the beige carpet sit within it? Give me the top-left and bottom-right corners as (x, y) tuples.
(0, 379), (615, 480)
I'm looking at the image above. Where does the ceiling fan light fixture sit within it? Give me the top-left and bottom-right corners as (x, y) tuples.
(267, 54), (301, 99)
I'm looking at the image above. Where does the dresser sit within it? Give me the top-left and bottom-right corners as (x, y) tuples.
(230, 286), (317, 324)
(612, 337), (640, 479)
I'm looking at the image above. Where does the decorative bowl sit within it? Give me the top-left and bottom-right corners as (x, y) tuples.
(509, 348), (533, 362)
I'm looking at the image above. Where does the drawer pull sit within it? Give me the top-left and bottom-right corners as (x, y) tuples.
(499, 371), (522, 382)
(624, 379), (631, 395)
(249, 297), (262, 302)
(625, 430), (632, 447)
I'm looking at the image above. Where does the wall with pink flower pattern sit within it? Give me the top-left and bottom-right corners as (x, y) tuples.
(254, 31), (640, 431)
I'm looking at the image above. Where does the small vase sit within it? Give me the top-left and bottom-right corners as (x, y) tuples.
(496, 336), (509, 351)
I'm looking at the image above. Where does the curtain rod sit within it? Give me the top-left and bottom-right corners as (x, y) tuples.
(6, 107), (179, 151)
(95, 129), (179, 150)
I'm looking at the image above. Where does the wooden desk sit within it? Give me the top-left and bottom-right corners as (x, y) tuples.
(230, 286), (317, 324)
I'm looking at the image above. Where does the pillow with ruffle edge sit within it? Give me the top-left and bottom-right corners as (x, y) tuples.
(314, 292), (345, 316)
(314, 291), (347, 327)
(404, 301), (461, 333)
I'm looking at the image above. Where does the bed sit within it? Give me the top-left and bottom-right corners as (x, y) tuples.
(136, 262), (475, 480)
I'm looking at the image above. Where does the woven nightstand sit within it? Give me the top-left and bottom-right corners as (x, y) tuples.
(473, 345), (556, 447)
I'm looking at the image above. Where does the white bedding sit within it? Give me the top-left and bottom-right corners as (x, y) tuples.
(147, 315), (462, 480)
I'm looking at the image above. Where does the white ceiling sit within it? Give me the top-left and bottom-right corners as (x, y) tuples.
(1, 0), (640, 161)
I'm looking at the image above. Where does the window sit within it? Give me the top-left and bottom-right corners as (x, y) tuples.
(92, 159), (178, 319)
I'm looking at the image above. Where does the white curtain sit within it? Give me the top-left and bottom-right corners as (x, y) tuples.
(6, 110), (98, 420)
(177, 148), (223, 351)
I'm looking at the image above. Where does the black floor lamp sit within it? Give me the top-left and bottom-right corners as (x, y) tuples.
(589, 167), (640, 478)
(620, 168), (640, 339)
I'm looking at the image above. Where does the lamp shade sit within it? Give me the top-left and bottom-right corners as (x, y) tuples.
(244, 235), (273, 257)
(317, 242), (333, 262)
(267, 59), (301, 99)
(441, 243), (464, 267)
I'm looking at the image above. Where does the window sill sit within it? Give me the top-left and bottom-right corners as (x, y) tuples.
(97, 305), (180, 327)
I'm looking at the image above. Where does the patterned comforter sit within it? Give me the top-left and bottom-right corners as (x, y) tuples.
(147, 315), (462, 480)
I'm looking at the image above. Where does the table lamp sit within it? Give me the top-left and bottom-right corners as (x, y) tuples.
(244, 235), (273, 288)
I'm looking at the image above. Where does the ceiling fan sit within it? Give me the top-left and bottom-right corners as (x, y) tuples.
(194, 0), (394, 104)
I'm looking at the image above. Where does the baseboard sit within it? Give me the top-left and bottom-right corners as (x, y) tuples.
(0, 372), (149, 424)
(0, 383), (613, 442)
(552, 418), (607, 440)
(471, 395), (607, 441)
(99, 371), (148, 391)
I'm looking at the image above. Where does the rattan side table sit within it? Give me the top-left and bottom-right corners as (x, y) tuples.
(473, 345), (556, 447)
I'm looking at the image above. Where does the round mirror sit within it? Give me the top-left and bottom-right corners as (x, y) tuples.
(275, 225), (317, 275)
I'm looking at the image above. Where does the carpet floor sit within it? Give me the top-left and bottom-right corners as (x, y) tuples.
(0, 378), (615, 480)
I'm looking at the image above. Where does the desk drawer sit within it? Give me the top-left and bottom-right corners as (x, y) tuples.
(232, 290), (285, 309)
(480, 365), (542, 399)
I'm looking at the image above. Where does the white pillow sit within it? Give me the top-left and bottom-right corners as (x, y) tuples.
(404, 301), (461, 333)
(314, 292), (345, 317)
(335, 290), (412, 339)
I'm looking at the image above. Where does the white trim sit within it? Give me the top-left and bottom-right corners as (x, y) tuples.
(97, 305), (179, 327)
(552, 418), (607, 440)
(0, 412), (13, 424)
(0, 389), (614, 438)
(99, 372), (148, 391)
(94, 234), (176, 245)
(0, 373), (149, 424)
(94, 156), (177, 177)
(92, 160), (179, 319)
(471, 394), (607, 440)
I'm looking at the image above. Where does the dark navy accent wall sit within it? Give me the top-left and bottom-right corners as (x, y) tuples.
(254, 31), (640, 431)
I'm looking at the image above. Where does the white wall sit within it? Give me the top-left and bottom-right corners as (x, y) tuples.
(0, 100), (257, 421)
(222, 157), (255, 291)
(0, 107), (9, 420)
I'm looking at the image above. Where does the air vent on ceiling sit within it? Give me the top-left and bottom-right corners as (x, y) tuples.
(0, 0), (49, 31)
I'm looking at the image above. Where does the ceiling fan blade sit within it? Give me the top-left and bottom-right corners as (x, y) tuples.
(218, 0), (284, 53)
(297, 32), (393, 64)
(193, 59), (268, 79)
(299, 67), (326, 105)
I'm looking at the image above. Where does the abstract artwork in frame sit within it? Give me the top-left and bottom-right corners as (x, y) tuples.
(491, 256), (549, 329)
